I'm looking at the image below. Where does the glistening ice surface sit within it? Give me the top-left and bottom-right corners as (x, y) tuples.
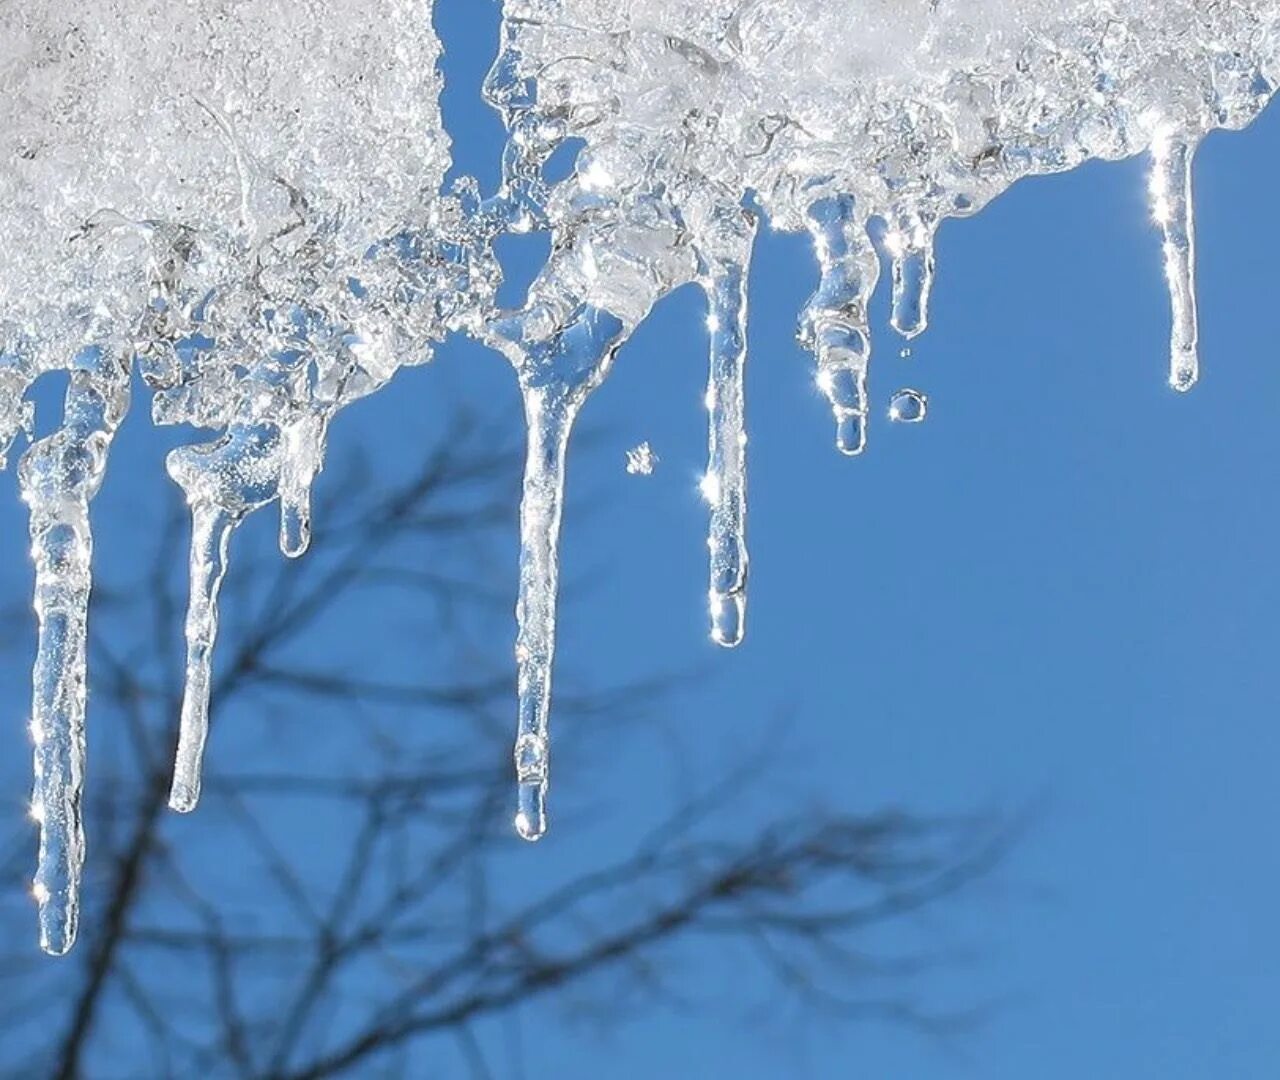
(0, 0), (1277, 952)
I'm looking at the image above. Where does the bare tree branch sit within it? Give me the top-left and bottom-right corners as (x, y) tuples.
(0, 414), (1012, 1080)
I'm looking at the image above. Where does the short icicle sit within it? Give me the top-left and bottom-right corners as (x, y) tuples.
(802, 195), (880, 455)
(278, 412), (325, 559)
(494, 300), (626, 842)
(888, 212), (936, 340)
(1149, 129), (1199, 391)
(20, 357), (129, 954)
(700, 206), (756, 647)
(166, 424), (281, 812)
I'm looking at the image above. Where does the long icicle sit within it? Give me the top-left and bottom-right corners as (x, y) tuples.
(166, 424), (279, 812)
(1149, 129), (1199, 391)
(512, 385), (577, 840)
(21, 358), (128, 954)
(499, 297), (626, 842)
(701, 207), (756, 647)
(168, 499), (235, 812)
(802, 195), (880, 455)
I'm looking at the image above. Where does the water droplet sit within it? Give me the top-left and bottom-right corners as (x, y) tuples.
(888, 389), (928, 423)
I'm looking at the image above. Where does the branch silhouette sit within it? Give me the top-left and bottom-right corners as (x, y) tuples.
(0, 413), (1011, 1079)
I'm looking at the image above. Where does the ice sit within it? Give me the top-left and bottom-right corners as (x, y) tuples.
(1149, 131), (1201, 391)
(702, 208), (756, 647)
(1, 0), (468, 951)
(479, 0), (1280, 836)
(2, 0), (1280, 950)
(625, 442), (658, 475)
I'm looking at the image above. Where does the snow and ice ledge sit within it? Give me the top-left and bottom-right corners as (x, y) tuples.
(1, 0), (1278, 950)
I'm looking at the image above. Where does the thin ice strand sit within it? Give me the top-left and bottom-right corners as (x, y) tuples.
(702, 208), (756, 646)
(512, 387), (578, 840)
(169, 500), (235, 812)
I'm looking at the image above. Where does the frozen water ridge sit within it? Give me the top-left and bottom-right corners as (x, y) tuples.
(1, 0), (1277, 952)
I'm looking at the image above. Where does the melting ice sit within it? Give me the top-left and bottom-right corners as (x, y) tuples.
(0, 0), (1278, 950)
(482, 0), (1279, 841)
(0, 0), (482, 953)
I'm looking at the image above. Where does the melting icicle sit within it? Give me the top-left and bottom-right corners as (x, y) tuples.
(167, 425), (281, 812)
(2, 0), (1280, 957)
(513, 388), (575, 841)
(20, 356), (129, 954)
(1149, 129), (1199, 392)
(501, 305), (626, 840)
(802, 196), (879, 455)
(887, 215), (936, 339)
(701, 207), (756, 647)
(170, 501), (235, 813)
(889, 388), (928, 423)
(279, 413), (325, 558)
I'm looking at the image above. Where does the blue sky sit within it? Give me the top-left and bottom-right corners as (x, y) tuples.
(432, 6), (1280, 1074)
(3, 3), (1280, 1076)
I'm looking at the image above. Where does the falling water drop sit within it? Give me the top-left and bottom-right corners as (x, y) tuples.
(20, 359), (128, 955)
(889, 388), (928, 423)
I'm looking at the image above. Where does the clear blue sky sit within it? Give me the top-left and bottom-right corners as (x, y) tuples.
(4, 3), (1280, 1076)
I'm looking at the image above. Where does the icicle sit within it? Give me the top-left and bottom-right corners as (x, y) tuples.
(278, 412), (325, 559)
(801, 196), (880, 455)
(700, 207), (756, 647)
(166, 425), (280, 812)
(26, 505), (90, 956)
(887, 213), (936, 339)
(513, 387), (576, 841)
(496, 303), (625, 841)
(20, 357), (128, 954)
(169, 500), (235, 812)
(1149, 129), (1199, 392)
